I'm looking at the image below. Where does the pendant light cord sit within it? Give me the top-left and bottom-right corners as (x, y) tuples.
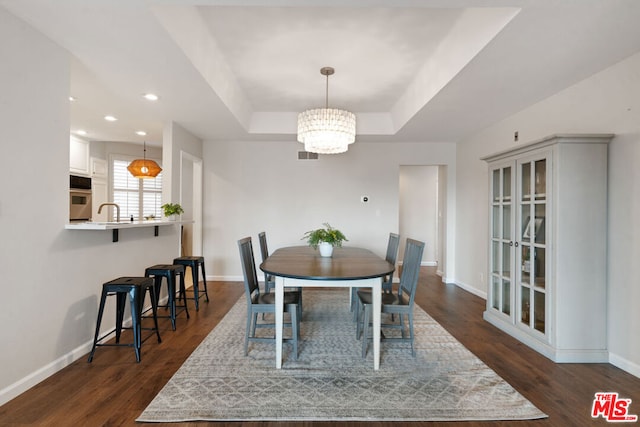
(325, 73), (329, 109)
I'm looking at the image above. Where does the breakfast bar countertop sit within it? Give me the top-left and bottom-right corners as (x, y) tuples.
(65, 219), (191, 242)
(64, 219), (184, 230)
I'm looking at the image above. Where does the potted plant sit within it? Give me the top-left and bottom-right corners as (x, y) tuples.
(161, 202), (184, 220)
(302, 223), (348, 257)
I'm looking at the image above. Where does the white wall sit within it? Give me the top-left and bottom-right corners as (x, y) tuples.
(202, 140), (456, 280)
(92, 140), (162, 161)
(455, 51), (640, 376)
(437, 166), (448, 276)
(163, 121), (203, 204)
(163, 121), (204, 256)
(399, 166), (438, 264)
(0, 8), (180, 405)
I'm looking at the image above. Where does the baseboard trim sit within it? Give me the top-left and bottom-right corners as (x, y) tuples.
(0, 340), (93, 406)
(397, 261), (437, 267)
(609, 353), (640, 379)
(484, 311), (609, 364)
(453, 280), (487, 299)
(0, 295), (170, 407)
(209, 275), (242, 282)
(553, 349), (609, 364)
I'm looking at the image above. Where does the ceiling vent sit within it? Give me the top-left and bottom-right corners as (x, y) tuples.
(298, 151), (319, 160)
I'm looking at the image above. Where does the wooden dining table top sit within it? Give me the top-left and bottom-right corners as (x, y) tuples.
(260, 246), (394, 281)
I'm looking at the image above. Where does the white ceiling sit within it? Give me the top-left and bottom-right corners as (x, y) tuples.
(3, 0), (640, 146)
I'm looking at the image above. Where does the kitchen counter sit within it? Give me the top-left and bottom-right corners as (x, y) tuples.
(65, 219), (183, 230)
(65, 219), (189, 242)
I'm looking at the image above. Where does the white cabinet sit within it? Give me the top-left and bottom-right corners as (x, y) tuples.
(90, 157), (107, 179)
(482, 134), (612, 363)
(90, 157), (108, 221)
(69, 135), (90, 176)
(92, 178), (108, 222)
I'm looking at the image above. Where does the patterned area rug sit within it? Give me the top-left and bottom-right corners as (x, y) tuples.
(137, 289), (546, 422)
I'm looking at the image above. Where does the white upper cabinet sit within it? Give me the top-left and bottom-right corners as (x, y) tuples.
(69, 135), (90, 176)
(90, 157), (107, 179)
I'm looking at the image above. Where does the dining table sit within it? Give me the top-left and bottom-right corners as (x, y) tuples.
(260, 245), (395, 370)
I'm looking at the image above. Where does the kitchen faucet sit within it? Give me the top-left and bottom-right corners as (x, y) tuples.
(97, 203), (120, 222)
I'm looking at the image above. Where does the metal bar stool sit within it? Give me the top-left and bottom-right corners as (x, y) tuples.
(88, 277), (161, 363)
(173, 256), (209, 311)
(145, 264), (190, 330)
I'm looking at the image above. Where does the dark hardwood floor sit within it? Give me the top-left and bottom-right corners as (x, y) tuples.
(1, 267), (638, 426)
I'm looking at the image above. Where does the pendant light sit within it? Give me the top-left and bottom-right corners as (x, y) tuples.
(297, 67), (356, 154)
(127, 141), (162, 179)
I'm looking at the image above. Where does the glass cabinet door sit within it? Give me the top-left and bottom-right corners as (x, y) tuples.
(490, 164), (514, 317)
(517, 156), (548, 335)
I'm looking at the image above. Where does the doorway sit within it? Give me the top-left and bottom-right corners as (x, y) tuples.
(399, 165), (446, 276)
(180, 151), (203, 256)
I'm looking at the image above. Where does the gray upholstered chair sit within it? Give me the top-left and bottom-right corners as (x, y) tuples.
(356, 238), (425, 357)
(351, 232), (400, 317)
(238, 236), (300, 360)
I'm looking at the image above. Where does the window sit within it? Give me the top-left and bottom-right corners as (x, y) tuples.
(111, 157), (162, 220)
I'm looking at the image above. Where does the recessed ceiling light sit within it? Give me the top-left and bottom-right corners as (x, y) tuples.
(136, 131), (147, 136)
(142, 93), (159, 101)
(69, 96), (76, 102)
(104, 115), (117, 122)
(76, 130), (87, 135)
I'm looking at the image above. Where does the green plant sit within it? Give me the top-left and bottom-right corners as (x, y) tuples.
(302, 223), (348, 249)
(161, 202), (184, 217)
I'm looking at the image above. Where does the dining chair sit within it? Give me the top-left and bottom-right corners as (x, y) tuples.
(356, 238), (425, 357)
(238, 236), (300, 360)
(350, 232), (400, 317)
(259, 231), (303, 319)
(258, 231), (276, 294)
(381, 232), (400, 293)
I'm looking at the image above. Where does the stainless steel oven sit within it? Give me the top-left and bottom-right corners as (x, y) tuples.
(70, 175), (92, 221)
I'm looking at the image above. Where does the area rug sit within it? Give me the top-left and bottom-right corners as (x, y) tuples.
(137, 288), (547, 422)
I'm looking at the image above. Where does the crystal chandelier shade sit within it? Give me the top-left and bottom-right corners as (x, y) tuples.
(297, 67), (356, 154)
(297, 108), (356, 154)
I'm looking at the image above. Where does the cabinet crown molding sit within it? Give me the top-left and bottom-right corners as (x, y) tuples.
(481, 133), (613, 163)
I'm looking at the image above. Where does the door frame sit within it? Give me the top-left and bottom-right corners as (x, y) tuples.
(180, 150), (203, 256)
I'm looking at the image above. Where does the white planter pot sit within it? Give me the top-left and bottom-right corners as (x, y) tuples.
(318, 242), (334, 257)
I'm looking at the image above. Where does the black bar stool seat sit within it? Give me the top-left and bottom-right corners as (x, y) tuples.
(173, 256), (209, 311)
(145, 264), (190, 330)
(88, 276), (161, 363)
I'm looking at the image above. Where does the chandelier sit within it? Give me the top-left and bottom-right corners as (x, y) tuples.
(127, 141), (162, 179)
(297, 67), (356, 154)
